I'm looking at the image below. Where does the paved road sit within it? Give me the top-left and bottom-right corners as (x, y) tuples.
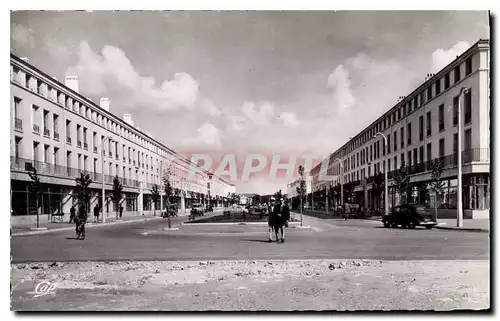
(11, 213), (489, 263)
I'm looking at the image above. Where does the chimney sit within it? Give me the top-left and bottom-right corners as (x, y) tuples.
(65, 75), (79, 93)
(20, 57), (29, 63)
(123, 113), (134, 126)
(100, 98), (110, 112)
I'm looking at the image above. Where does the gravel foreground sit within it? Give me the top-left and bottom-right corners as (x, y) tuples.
(11, 259), (489, 311)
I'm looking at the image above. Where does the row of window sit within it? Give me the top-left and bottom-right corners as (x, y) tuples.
(326, 90), (473, 175)
(331, 56), (473, 160)
(11, 64), (178, 164)
(327, 128), (473, 182)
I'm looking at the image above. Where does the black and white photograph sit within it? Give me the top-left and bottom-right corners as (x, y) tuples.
(8, 8), (491, 312)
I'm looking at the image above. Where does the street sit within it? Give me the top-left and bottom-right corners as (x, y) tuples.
(10, 214), (490, 310)
(11, 215), (489, 263)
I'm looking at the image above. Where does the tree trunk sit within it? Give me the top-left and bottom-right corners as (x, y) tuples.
(36, 197), (39, 229)
(435, 193), (438, 221)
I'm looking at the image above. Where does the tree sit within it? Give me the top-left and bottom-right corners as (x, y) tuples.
(296, 166), (308, 226)
(111, 175), (123, 220)
(75, 172), (92, 219)
(151, 184), (160, 217)
(330, 183), (342, 206)
(372, 171), (385, 209)
(296, 165), (307, 213)
(393, 161), (410, 205)
(429, 158), (445, 220)
(28, 168), (42, 228)
(163, 168), (174, 211)
(273, 189), (283, 201)
(343, 181), (355, 203)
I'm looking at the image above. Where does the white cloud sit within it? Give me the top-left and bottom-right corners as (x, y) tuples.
(66, 41), (200, 111)
(183, 122), (222, 149)
(279, 112), (300, 127)
(11, 24), (35, 48)
(241, 101), (276, 126)
(200, 99), (221, 117)
(430, 41), (470, 73)
(327, 65), (356, 113)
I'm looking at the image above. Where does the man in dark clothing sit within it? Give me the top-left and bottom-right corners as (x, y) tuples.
(69, 206), (76, 224)
(281, 200), (291, 228)
(93, 205), (100, 223)
(75, 205), (87, 239)
(119, 205), (124, 219)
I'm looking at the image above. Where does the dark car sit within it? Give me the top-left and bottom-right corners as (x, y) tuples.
(191, 203), (205, 216)
(382, 204), (437, 229)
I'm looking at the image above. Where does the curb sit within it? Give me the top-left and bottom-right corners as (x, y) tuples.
(434, 226), (489, 233)
(11, 217), (164, 237)
(182, 221), (302, 226)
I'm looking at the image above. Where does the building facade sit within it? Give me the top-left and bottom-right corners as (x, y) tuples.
(309, 39), (490, 219)
(10, 54), (235, 225)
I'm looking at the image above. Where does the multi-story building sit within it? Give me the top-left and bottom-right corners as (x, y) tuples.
(10, 54), (235, 225)
(310, 39), (490, 219)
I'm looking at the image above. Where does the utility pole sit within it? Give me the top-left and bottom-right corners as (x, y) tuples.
(374, 132), (389, 216)
(457, 87), (468, 228)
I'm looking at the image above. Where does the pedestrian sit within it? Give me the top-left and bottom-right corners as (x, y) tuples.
(69, 205), (76, 224)
(119, 205), (123, 219)
(93, 205), (100, 223)
(76, 205), (88, 240)
(281, 199), (290, 228)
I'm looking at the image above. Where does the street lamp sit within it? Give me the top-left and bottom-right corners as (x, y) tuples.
(374, 132), (389, 217)
(101, 136), (113, 223)
(457, 87), (469, 228)
(333, 158), (344, 212)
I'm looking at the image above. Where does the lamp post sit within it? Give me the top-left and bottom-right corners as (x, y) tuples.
(333, 158), (344, 212)
(457, 87), (469, 228)
(374, 132), (389, 217)
(101, 136), (113, 223)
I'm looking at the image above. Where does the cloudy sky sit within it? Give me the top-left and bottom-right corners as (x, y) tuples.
(10, 11), (489, 194)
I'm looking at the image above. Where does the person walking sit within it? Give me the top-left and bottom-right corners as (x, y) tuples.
(280, 199), (290, 242)
(119, 205), (124, 219)
(93, 205), (100, 223)
(76, 205), (88, 240)
(69, 205), (76, 224)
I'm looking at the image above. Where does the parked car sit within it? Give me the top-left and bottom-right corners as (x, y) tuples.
(191, 203), (206, 216)
(248, 205), (266, 215)
(382, 204), (437, 229)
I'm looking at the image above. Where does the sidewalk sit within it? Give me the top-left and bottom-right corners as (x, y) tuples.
(11, 213), (165, 236)
(436, 219), (490, 232)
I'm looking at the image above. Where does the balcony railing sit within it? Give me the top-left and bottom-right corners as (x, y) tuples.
(14, 118), (22, 132)
(54, 132), (60, 141)
(360, 149), (490, 184)
(10, 156), (140, 188)
(462, 148), (489, 163)
(33, 124), (40, 134)
(66, 137), (72, 145)
(83, 142), (88, 150)
(44, 128), (50, 137)
(77, 140), (82, 148)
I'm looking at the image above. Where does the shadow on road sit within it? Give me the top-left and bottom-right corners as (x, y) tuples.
(65, 237), (81, 240)
(240, 239), (275, 243)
